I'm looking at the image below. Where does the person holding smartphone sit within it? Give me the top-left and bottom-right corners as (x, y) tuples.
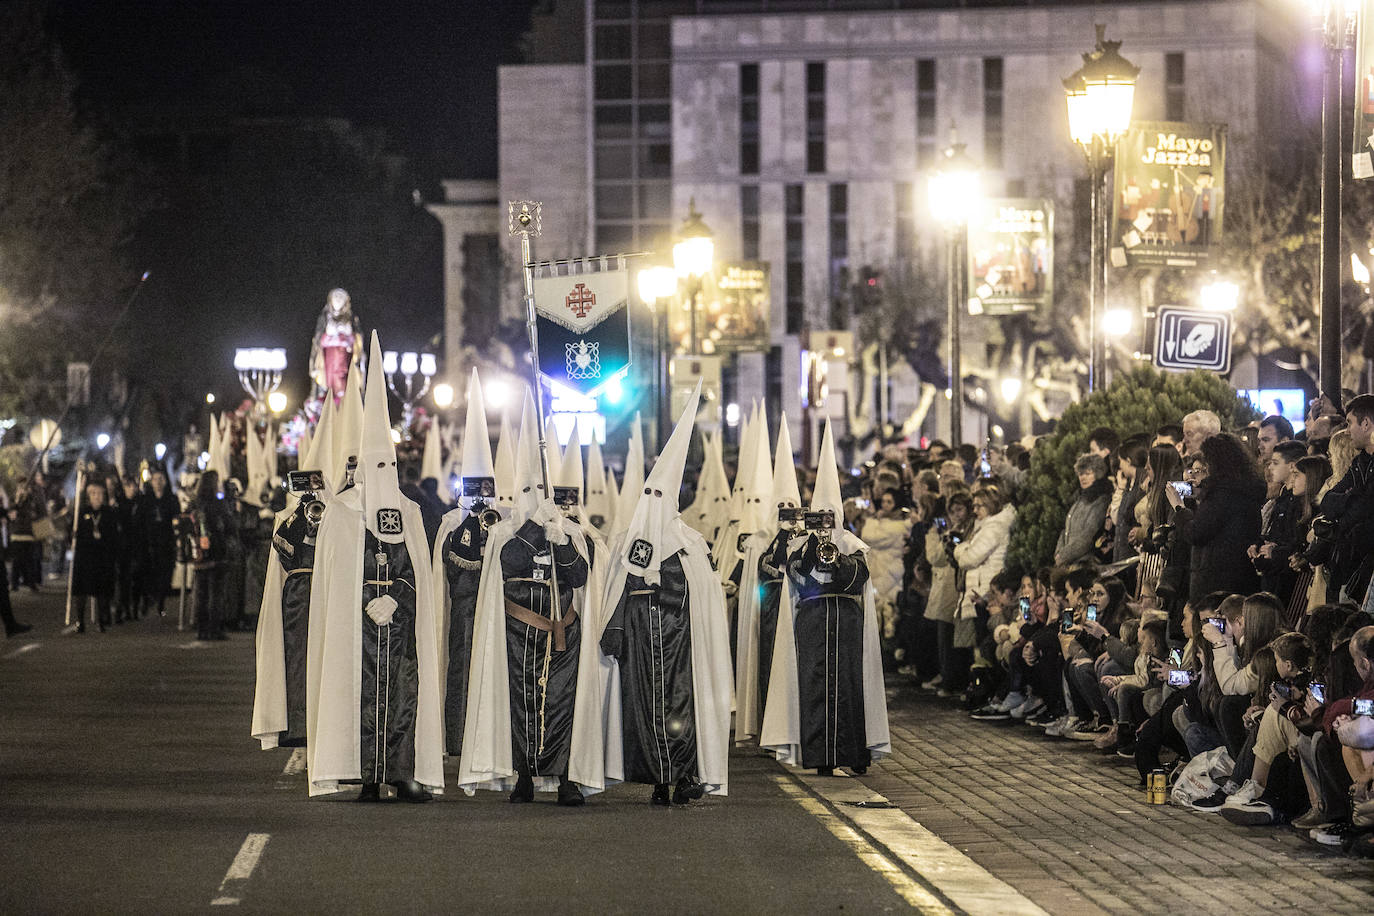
(1165, 434), (1264, 605)
(921, 490), (973, 694)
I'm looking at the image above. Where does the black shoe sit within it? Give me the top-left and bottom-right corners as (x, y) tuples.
(356, 783), (382, 803)
(557, 778), (585, 807)
(1025, 709), (1058, 728)
(969, 704), (1011, 721)
(850, 765), (868, 776)
(509, 774), (534, 804)
(673, 777), (705, 805)
(817, 766), (835, 777)
(392, 779), (433, 803)
(1345, 828), (1374, 857)
(5, 623), (32, 637)
(1187, 788), (1230, 812)
(650, 784), (671, 806)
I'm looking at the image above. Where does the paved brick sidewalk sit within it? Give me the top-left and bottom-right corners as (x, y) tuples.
(857, 680), (1374, 916)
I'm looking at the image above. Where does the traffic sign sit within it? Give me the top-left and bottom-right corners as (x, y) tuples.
(1154, 306), (1231, 374)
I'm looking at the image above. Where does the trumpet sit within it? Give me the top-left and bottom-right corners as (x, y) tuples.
(473, 501), (501, 531)
(303, 497), (325, 530)
(816, 530), (840, 568)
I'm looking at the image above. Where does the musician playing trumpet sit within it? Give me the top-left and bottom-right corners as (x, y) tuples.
(760, 420), (890, 779)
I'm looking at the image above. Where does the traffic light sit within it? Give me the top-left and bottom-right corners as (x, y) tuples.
(856, 265), (882, 311)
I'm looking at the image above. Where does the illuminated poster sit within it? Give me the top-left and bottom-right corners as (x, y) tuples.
(668, 262), (771, 354)
(1112, 120), (1227, 267)
(966, 199), (1053, 316)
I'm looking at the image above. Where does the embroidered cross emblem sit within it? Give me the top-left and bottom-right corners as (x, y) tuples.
(629, 538), (653, 568)
(565, 282), (596, 319)
(377, 509), (403, 535)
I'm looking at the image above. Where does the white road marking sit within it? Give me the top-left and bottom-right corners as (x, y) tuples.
(179, 641), (215, 650)
(281, 748), (306, 776)
(3, 643), (40, 659)
(210, 833), (270, 906)
(780, 767), (1050, 916)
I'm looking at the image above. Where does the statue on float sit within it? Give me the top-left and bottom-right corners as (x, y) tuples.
(309, 288), (362, 403)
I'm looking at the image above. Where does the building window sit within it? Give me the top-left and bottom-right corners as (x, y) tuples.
(806, 62), (826, 174)
(894, 181), (915, 259)
(741, 185), (760, 261)
(766, 345), (783, 419)
(785, 184), (805, 334)
(1166, 52), (1185, 121)
(917, 59), (937, 169)
(740, 63), (760, 175)
(983, 57), (1003, 169)
(829, 184), (848, 325)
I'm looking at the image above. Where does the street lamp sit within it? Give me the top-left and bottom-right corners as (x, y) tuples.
(638, 264), (679, 449)
(673, 199), (714, 356)
(383, 349), (437, 440)
(432, 382), (455, 410)
(1064, 24), (1139, 392)
(1200, 278), (1241, 312)
(267, 391), (289, 415)
(929, 130), (981, 447)
(1308, 0), (1358, 411)
(234, 347), (287, 417)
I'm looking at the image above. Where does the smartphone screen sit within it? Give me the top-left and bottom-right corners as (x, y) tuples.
(1205, 616), (1226, 635)
(1086, 604), (1098, 623)
(1168, 669), (1192, 687)
(1019, 596), (1031, 621)
(1309, 682), (1326, 704)
(1170, 480), (1193, 499)
(1355, 698), (1374, 717)
(1169, 648), (1183, 667)
(1060, 611), (1073, 634)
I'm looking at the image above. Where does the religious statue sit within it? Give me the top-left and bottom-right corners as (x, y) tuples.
(310, 288), (362, 402)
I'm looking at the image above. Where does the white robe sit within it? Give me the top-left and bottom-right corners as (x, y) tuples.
(305, 489), (445, 796)
(597, 526), (734, 795)
(758, 543), (890, 767)
(732, 527), (774, 743)
(456, 517), (609, 795)
(249, 525), (289, 749)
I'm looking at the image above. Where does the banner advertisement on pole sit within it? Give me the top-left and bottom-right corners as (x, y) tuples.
(668, 262), (771, 354)
(965, 198), (1053, 316)
(1111, 120), (1227, 268)
(1354, 0), (1374, 177)
(531, 261), (632, 398)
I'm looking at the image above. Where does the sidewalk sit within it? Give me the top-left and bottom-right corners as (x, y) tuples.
(859, 681), (1374, 916)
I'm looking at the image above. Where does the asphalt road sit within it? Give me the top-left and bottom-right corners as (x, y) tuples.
(0, 585), (956, 915)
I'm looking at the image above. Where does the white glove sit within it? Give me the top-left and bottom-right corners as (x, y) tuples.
(366, 594), (398, 626)
(544, 519), (570, 546)
(531, 498), (560, 528)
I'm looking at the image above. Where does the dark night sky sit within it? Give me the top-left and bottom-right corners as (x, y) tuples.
(51, 0), (542, 182)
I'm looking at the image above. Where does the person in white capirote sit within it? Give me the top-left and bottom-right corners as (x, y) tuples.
(305, 332), (444, 802)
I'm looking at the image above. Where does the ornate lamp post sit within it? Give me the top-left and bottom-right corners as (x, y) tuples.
(673, 199), (714, 356)
(383, 349), (437, 439)
(638, 264), (679, 450)
(928, 131), (981, 447)
(1064, 25), (1139, 392)
(234, 347), (287, 418)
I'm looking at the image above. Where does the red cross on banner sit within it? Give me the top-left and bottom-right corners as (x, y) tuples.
(565, 283), (596, 319)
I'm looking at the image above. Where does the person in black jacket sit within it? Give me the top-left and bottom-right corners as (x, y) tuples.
(136, 470), (181, 617)
(1308, 394), (1374, 602)
(113, 476), (143, 623)
(71, 481), (122, 633)
(1166, 433), (1265, 604)
(190, 472), (232, 641)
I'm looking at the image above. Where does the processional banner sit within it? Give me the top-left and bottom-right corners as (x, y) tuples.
(531, 260), (632, 398)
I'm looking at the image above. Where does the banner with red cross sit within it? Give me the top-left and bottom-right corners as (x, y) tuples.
(531, 262), (632, 397)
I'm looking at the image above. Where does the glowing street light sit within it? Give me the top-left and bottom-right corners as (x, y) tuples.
(673, 200), (714, 355)
(267, 391), (289, 415)
(485, 379), (513, 410)
(928, 130), (981, 447)
(1103, 308), (1135, 337)
(1200, 279), (1241, 312)
(999, 377), (1023, 404)
(95, 433), (111, 450)
(234, 347), (287, 418)
(433, 382), (455, 409)
(383, 349), (438, 439)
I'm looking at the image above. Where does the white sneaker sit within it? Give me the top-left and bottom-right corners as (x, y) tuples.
(1011, 696), (1045, 720)
(920, 674), (943, 690)
(1223, 779), (1262, 808)
(1044, 715), (1076, 737)
(995, 692), (1025, 714)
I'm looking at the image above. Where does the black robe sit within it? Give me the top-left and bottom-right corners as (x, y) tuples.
(271, 505), (316, 747)
(601, 553), (699, 786)
(72, 506), (120, 598)
(756, 530), (790, 718)
(135, 489), (180, 600)
(358, 531), (421, 785)
(501, 520), (588, 778)
(440, 513), (486, 754)
(788, 539), (871, 770)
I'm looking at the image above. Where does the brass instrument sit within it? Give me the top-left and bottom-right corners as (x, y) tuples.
(303, 497), (325, 530)
(476, 503), (502, 531)
(816, 530), (840, 568)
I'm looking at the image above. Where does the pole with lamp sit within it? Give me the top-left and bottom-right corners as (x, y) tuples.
(637, 264), (678, 451)
(382, 350), (437, 441)
(1312, 0), (1357, 411)
(234, 348), (287, 418)
(928, 130), (981, 448)
(673, 199), (715, 358)
(1064, 25), (1139, 392)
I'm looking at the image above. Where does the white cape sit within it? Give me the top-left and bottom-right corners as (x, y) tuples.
(597, 527), (734, 795)
(250, 518), (289, 749)
(758, 568), (890, 767)
(456, 517), (609, 795)
(305, 489), (445, 796)
(732, 528), (773, 743)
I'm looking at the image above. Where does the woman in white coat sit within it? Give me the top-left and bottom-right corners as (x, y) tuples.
(953, 487), (1016, 662)
(860, 488), (913, 641)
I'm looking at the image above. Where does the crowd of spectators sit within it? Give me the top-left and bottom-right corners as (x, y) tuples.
(841, 395), (1374, 858)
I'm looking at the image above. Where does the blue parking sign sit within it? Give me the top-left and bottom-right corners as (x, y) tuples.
(1154, 306), (1231, 374)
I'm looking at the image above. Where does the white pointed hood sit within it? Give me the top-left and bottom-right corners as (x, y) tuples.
(771, 414), (802, 516)
(699, 430), (732, 542)
(811, 419), (864, 553)
(459, 368), (496, 484)
(421, 419), (444, 484)
(617, 383), (700, 584)
(493, 411), (516, 511)
(207, 412), (231, 484)
(585, 437), (613, 528)
(559, 424), (585, 501)
(612, 414), (645, 537)
(310, 390), (338, 493)
(360, 332), (408, 544)
(741, 406), (774, 534)
(334, 359), (365, 489)
(512, 388), (545, 525)
(297, 423), (313, 470)
(244, 419), (265, 496)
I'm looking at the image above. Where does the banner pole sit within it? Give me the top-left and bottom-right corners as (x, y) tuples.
(509, 201), (563, 626)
